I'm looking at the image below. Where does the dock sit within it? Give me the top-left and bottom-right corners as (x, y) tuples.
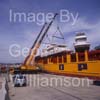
(9, 74), (100, 100)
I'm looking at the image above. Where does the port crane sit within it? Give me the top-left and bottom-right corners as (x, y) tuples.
(20, 13), (58, 72)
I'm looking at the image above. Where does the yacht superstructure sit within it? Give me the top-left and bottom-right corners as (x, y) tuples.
(74, 33), (90, 52)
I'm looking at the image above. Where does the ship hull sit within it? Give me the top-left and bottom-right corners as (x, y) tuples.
(41, 61), (100, 80)
(36, 50), (100, 80)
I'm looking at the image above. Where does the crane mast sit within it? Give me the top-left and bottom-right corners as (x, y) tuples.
(21, 13), (58, 71)
(23, 23), (47, 65)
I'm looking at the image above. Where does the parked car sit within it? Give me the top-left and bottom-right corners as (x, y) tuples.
(13, 74), (27, 87)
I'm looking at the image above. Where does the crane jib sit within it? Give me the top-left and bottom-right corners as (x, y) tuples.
(31, 22), (47, 49)
(23, 13), (58, 66)
(23, 23), (47, 65)
(39, 13), (58, 44)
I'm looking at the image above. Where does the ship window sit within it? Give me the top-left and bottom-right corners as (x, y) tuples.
(58, 56), (62, 63)
(88, 50), (100, 61)
(43, 57), (47, 64)
(53, 56), (57, 63)
(59, 64), (64, 70)
(51, 57), (53, 63)
(96, 52), (100, 60)
(35, 57), (42, 63)
(76, 38), (86, 42)
(71, 53), (76, 62)
(37, 59), (42, 63)
(63, 54), (67, 63)
(50, 56), (57, 63)
(78, 53), (85, 61)
(48, 57), (51, 62)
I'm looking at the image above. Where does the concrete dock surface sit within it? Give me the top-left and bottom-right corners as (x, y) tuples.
(0, 75), (8, 100)
(9, 74), (100, 100)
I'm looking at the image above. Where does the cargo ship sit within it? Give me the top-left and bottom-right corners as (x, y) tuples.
(35, 32), (100, 80)
(18, 14), (100, 81)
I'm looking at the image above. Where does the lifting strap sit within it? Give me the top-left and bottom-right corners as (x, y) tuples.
(52, 26), (66, 44)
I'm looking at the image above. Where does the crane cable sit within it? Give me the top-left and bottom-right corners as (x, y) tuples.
(52, 25), (66, 44)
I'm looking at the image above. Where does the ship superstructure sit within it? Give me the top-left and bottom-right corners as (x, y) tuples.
(74, 33), (90, 52)
(35, 32), (100, 80)
(40, 44), (70, 57)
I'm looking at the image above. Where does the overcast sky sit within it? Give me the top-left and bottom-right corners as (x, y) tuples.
(0, 0), (100, 63)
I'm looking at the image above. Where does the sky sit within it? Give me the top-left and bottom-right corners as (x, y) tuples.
(0, 0), (100, 63)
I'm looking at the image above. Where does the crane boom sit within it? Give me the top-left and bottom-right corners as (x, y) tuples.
(23, 23), (47, 65)
(39, 13), (58, 44)
(22, 13), (58, 68)
(31, 22), (47, 49)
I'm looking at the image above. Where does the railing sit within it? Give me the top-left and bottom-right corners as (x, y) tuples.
(35, 50), (100, 64)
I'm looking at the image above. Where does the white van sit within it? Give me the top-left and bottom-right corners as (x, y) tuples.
(13, 74), (27, 87)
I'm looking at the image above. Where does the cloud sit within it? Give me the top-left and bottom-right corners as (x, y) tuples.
(87, 22), (100, 48)
(1, 16), (100, 63)
(56, 18), (100, 49)
(23, 17), (100, 50)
